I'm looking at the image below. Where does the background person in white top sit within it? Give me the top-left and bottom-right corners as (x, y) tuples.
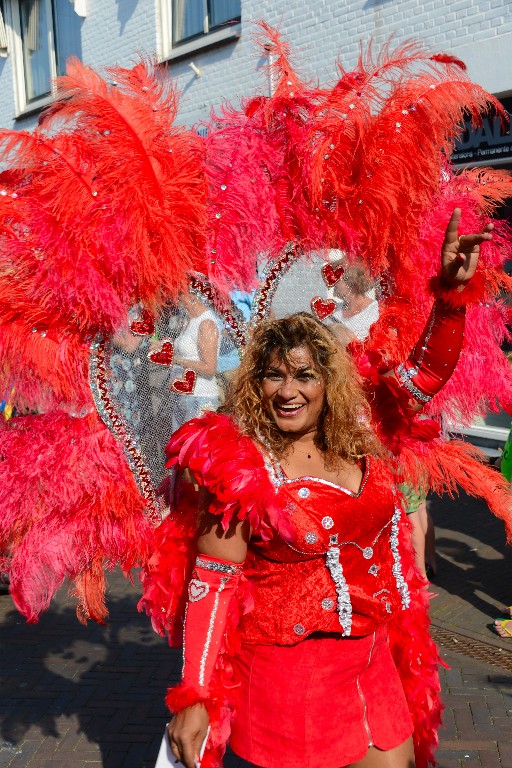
(172, 293), (220, 429)
(330, 262), (379, 345)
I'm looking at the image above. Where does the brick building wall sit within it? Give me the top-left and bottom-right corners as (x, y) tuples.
(0, 0), (510, 131)
(165, 0), (512, 127)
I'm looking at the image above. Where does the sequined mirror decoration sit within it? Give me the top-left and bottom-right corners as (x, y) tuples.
(249, 244), (382, 347)
(90, 275), (247, 522)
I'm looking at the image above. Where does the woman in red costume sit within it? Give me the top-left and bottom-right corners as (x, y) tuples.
(162, 209), (493, 768)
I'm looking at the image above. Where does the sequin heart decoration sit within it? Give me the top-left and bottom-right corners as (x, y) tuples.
(148, 340), (174, 366)
(91, 287), (247, 526)
(130, 309), (155, 336)
(171, 369), (197, 395)
(311, 296), (336, 320)
(321, 263), (345, 287)
(188, 578), (210, 602)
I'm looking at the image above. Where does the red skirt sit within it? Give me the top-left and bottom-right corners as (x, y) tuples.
(230, 626), (413, 768)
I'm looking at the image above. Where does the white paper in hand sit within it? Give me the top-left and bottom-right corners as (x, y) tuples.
(155, 726), (210, 768)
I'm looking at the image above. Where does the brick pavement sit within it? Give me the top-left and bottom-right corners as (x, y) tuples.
(0, 490), (511, 768)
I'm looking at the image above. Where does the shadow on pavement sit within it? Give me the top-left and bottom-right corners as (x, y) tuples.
(429, 489), (512, 621)
(0, 576), (180, 768)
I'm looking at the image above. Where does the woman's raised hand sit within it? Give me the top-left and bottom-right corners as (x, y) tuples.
(441, 207), (493, 288)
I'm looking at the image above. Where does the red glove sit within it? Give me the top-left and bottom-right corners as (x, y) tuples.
(395, 298), (466, 405)
(166, 554), (243, 711)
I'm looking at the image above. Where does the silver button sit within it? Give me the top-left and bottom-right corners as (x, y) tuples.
(305, 532), (318, 544)
(321, 598), (334, 611)
(298, 487), (310, 498)
(294, 623), (305, 635)
(362, 547), (374, 559)
(321, 516), (334, 529)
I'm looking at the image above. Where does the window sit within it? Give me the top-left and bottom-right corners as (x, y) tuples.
(160, 0), (241, 60)
(0, 2), (9, 56)
(9, 0), (82, 112)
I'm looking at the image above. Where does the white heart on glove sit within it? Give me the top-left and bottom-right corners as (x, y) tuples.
(188, 578), (210, 602)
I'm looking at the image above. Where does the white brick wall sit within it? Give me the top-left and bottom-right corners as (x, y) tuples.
(0, 0), (158, 129)
(0, 0), (510, 129)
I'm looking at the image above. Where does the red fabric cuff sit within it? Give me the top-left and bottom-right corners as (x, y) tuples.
(428, 271), (487, 308)
(166, 681), (213, 713)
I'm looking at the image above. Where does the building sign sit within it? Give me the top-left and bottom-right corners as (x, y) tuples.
(452, 96), (512, 164)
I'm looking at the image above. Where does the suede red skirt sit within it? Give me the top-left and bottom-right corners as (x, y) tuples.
(230, 626), (413, 768)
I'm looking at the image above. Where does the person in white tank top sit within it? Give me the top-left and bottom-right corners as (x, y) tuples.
(330, 262), (379, 344)
(172, 293), (221, 429)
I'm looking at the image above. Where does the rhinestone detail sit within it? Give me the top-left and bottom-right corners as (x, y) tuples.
(294, 623), (305, 635)
(322, 598), (335, 611)
(298, 487), (310, 498)
(395, 363), (432, 403)
(362, 547), (374, 559)
(390, 506), (411, 609)
(198, 578), (228, 686)
(305, 532), (318, 544)
(322, 516), (334, 529)
(195, 557), (243, 576)
(326, 546), (352, 636)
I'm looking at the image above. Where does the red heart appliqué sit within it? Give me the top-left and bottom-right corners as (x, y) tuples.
(171, 369), (197, 395)
(188, 578), (209, 602)
(311, 296), (336, 320)
(130, 309), (155, 336)
(148, 340), (174, 366)
(321, 263), (345, 287)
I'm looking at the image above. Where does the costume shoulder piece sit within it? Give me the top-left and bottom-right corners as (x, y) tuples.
(166, 412), (292, 542)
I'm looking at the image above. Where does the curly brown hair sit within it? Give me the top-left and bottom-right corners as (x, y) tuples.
(223, 313), (382, 465)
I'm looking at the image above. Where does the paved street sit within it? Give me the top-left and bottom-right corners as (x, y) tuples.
(1, 487), (511, 768)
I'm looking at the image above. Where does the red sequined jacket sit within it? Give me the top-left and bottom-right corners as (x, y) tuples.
(241, 457), (410, 644)
(164, 411), (411, 646)
(141, 411), (442, 768)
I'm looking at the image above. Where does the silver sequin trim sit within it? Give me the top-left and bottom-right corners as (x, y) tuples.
(182, 602), (189, 678)
(260, 438), (371, 499)
(414, 300), (437, 367)
(195, 556), (243, 576)
(322, 516), (334, 529)
(390, 507), (411, 610)
(198, 577), (228, 687)
(326, 546), (352, 636)
(395, 363), (432, 403)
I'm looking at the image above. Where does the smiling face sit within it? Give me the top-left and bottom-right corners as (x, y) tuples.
(260, 345), (326, 436)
